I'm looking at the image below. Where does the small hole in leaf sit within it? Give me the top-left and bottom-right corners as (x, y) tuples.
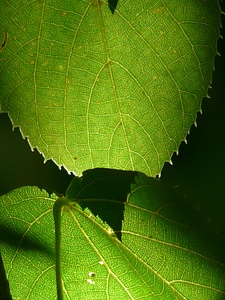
(87, 279), (95, 285)
(108, 0), (118, 14)
(89, 271), (96, 277)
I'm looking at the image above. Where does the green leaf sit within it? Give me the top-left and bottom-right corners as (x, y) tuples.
(1, 170), (224, 299)
(123, 174), (225, 299)
(57, 171), (225, 299)
(0, 1), (221, 176)
(0, 187), (58, 299)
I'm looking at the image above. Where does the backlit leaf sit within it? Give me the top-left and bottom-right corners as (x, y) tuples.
(1, 171), (224, 299)
(0, 1), (221, 176)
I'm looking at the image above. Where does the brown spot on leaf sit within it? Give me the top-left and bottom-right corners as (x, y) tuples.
(0, 31), (8, 52)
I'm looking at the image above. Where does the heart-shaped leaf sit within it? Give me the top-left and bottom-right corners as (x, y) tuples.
(0, 1), (221, 176)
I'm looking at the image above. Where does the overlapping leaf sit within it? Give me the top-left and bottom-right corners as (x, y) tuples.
(0, 0), (221, 176)
(1, 171), (224, 299)
(122, 174), (225, 299)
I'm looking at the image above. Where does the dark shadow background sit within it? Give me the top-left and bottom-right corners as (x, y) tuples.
(0, 7), (225, 233)
(163, 7), (225, 233)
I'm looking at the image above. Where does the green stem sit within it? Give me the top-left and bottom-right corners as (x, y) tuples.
(53, 197), (66, 300)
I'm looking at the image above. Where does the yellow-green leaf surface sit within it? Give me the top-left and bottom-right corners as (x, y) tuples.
(0, 1), (221, 176)
(0, 187), (57, 300)
(1, 171), (225, 299)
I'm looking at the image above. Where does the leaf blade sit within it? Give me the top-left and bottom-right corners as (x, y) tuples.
(0, 187), (57, 300)
(1, 170), (225, 299)
(122, 174), (225, 299)
(58, 170), (225, 299)
(0, 1), (222, 175)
